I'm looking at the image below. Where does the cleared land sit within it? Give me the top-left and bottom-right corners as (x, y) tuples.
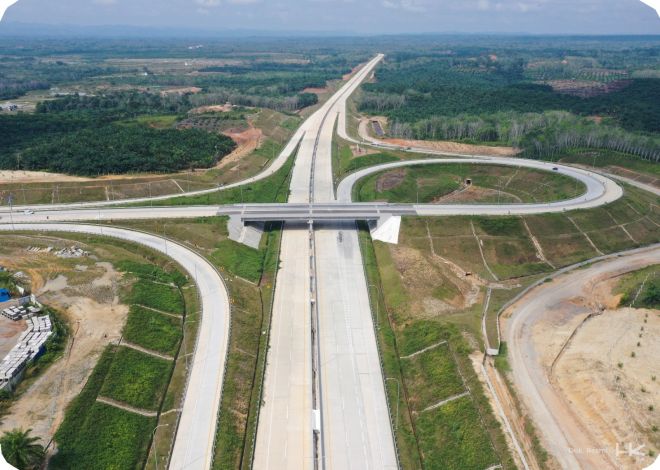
(503, 251), (660, 470)
(0, 234), (194, 470)
(0, 238), (130, 442)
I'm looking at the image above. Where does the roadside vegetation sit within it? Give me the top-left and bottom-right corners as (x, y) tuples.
(358, 179), (659, 468)
(44, 240), (192, 470)
(358, 224), (514, 470)
(105, 216), (283, 469)
(616, 266), (659, 309)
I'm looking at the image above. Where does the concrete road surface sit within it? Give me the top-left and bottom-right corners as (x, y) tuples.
(504, 245), (660, 469)
(254, 54), (394, 470)
(0, 224), (230, 470)
(336, 157), (623, 212)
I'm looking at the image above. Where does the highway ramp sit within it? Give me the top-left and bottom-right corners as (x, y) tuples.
(0, 223), (230, 470)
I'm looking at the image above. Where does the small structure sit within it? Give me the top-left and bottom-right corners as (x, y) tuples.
(55, 246), (89, 258)
(0, 314), (53, 391)
(0, 289), (10, 302)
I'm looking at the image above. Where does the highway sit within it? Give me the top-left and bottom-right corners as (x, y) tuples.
(0, 51), (642, 470)
(254, 53), (396, 470)
(0, 223), (230, 470)
(503, 245), (660, 469)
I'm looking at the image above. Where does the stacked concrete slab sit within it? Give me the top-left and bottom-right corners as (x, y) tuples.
(0, 315), (52, 391)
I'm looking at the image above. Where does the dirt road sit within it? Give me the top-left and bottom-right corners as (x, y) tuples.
(503, 245), (660, 469)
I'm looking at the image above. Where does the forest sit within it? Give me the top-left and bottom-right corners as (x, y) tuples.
(0, 91), (236, 175)
(358, 43), (660, 162)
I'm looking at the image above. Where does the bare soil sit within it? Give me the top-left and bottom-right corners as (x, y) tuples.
(216, 125), (264, 170)
(530, 277), (659, 469)
(384, 137), (519, 157)
(0, 252), (128, 442)
(433, 185), (522, 204)
(376, 168), (405, 192)
(189, 104), (234, 114)
(0, 170), (91, 184)
(389, 245), (481, 319)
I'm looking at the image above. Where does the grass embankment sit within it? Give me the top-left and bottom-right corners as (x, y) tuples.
(359, 182), (658, 468)
(353, 163), (585, 204)
(109, 216), (284, 469)
(51, 254), (188, 470)
(359, 224), (514, 470)
(331, 131), (410, 185)
(615, 265), (659, 309)
(211, 224), (282, 470)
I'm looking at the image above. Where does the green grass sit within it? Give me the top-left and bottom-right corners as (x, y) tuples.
(558, 148), (660, 177)
(415, 396), (500, 470)
(50, 402), (156, 470)
(122, 306), (182, 356)
(354, 163), (585, 204)
(401, 343), (465, 411)
(116, 260), (186, 286)
(616, 266), (659, 309)
(100, 346), (173, 410)
(358, 223), (423, 470)
(128, 279), (184, 314)
(344, 153), (399, 173)
(212, 225), (282, 469)
(357, 168), (459, 203)
(54, 347), (117, 448)
(160, 141), (295, 206)
(210, 239), (266, 283)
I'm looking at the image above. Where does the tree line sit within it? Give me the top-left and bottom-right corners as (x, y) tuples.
(387, 111), (660, 162)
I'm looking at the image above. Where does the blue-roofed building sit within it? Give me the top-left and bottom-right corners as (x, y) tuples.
(0, 289), (10, 302)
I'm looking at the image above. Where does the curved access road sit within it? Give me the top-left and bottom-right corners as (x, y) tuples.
(0, 223), (230, 470)
(336, 157), (623, 214)
(503, 244), (660, 469)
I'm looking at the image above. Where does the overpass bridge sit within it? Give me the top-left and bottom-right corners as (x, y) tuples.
(223, 203), (415, 222)
(222, 203), (411, 246)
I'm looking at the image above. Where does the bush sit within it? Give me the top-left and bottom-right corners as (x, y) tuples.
(477, 217), (523, 236)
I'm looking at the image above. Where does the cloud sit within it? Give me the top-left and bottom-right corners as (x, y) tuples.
(0, 0), (20, 21)
(93, 0), (118, 4)
(382, 0), (428, 13)
(195, 0), (221, 6)
(639, 0), (660, 17)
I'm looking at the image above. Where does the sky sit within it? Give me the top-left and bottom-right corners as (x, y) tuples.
(1, 0), (659, 35)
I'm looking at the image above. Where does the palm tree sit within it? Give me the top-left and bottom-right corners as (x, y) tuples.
(0, 428), (45, 470)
